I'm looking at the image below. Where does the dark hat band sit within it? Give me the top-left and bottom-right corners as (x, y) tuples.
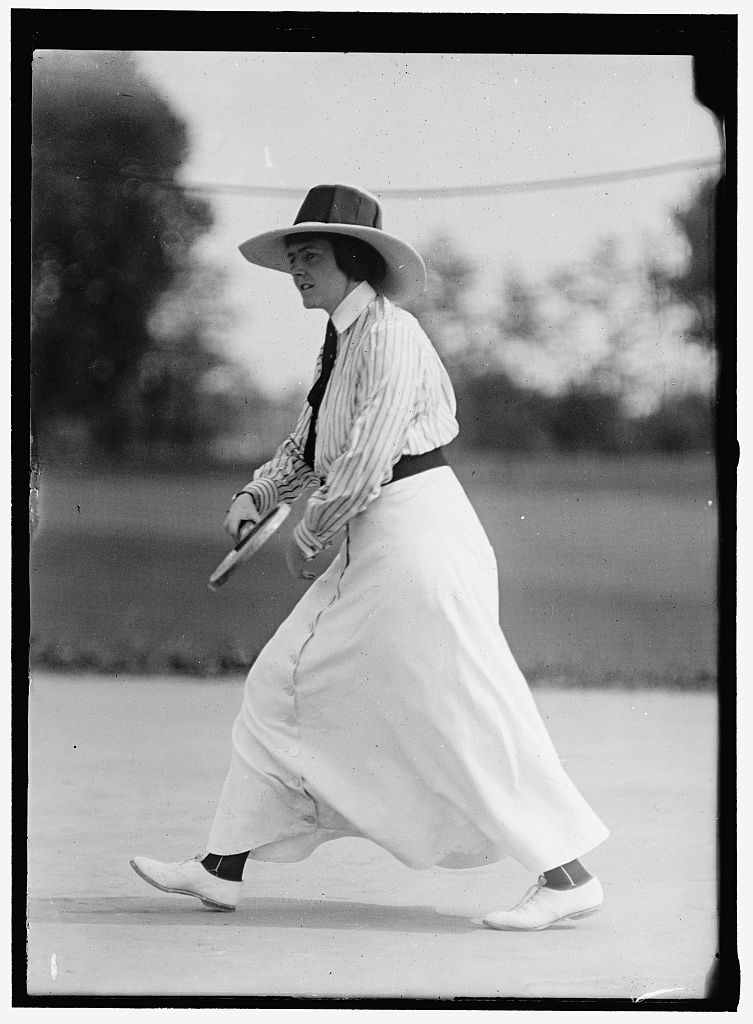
(293, 185), (383, 230)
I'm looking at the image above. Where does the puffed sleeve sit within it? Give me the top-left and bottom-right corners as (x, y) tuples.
(293, 315), (423, 558)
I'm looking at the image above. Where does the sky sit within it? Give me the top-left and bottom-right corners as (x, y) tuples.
(134, 50), (722, 397)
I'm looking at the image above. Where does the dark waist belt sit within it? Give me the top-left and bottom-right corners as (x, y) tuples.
(386, 446), (448, 485)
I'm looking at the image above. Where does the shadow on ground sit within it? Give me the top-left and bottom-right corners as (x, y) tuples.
(30, 895), (478, 932)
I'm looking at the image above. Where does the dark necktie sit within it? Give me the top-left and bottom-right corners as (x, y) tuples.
(303, 319), (338, 470)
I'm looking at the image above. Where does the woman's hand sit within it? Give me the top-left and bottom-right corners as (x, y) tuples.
(286, 535), (317, 581)
(224, 493), (261, 542)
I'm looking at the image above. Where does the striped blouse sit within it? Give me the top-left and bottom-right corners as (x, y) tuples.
(238, 281), (459, 559)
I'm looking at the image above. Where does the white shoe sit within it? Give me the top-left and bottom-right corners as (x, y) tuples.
(130, 855), (241, 912)
(483, 875), (603, 931)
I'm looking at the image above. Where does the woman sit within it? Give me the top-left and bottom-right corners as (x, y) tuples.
(131, 184), (608, 931)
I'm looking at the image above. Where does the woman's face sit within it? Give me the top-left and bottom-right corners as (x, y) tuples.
(286, 237), (355, 315)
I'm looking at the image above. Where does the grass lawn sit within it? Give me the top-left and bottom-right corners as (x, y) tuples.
(29, 450), (717, 686)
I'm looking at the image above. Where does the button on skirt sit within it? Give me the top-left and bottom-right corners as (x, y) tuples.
(207, 467), (609, 872)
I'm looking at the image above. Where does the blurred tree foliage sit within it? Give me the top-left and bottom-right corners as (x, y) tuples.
(410, 232), (481, 375)
(31, 50), (238, 458)
(409, 176), (717, 454)
(458, 373), (712, 454)
(648, 176), (716, 348)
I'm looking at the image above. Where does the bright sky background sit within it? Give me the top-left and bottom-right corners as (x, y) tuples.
(135, 50), (722, 397)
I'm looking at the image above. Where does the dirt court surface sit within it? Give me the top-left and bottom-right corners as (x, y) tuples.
(27, 675), (718, 1001)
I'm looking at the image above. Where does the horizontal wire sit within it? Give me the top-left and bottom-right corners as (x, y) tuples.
(372, 157), (723, 198)
(175, 156), (723, 198)
(36, 156), (722, 199)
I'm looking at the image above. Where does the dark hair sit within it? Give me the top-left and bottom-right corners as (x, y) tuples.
(284, 232), (387, 288)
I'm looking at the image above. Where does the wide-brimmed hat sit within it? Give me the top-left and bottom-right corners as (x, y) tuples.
(238, 184), (426, 304)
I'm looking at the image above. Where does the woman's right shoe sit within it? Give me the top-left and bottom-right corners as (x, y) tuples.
(130, 855), (241, 911)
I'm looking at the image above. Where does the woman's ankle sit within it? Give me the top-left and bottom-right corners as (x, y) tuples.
(201, 851), (250, 881)
(542, 859), (593, 890)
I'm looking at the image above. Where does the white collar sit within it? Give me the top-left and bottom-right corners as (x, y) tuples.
(331, 281), (377, 334)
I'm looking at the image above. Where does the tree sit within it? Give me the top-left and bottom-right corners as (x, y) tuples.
(407, 224), (716, 453)
(463, 372), (554, 452)
(407, 231), (482, 373)
(648, 176), (717, 348)
(31, 49), (215, 454)
(125, 263), (253, 458)
(496, 268), (542, 344)
(492, 237), (715, 419)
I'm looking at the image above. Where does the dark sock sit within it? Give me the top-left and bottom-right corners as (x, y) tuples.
(201, 851), (250, 882)
(543, 859), (593, 890)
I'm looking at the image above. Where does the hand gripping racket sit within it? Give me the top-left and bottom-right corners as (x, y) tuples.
(208, 504), (291, 591)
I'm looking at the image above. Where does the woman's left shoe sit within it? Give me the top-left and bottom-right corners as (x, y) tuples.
(483, 875), (603, 931)
(130, 854), (241, 911)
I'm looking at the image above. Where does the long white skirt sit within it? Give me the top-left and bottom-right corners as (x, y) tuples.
(208, 466), (609, 872)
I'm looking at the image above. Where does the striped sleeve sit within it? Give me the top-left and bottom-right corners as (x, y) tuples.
(293, 316), (422, 558)
(234, 368), (322, 517)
